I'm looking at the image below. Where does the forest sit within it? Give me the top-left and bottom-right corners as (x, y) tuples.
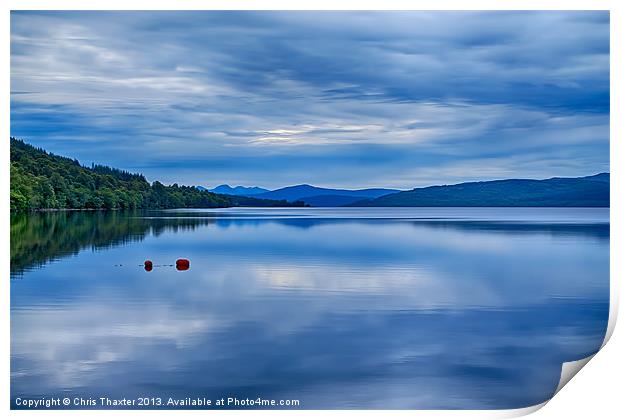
(10, 138), (304, 211)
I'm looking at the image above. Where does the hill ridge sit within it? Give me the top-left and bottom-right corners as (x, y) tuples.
(9, 138), (303, 211)
(352, 174), (610, 207)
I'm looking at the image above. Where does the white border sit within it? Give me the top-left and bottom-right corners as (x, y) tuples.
(2, 1), (617, 419)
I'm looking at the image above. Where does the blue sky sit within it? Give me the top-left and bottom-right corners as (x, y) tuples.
(10, 11), (609, 189)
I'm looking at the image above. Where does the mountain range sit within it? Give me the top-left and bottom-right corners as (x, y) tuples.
(208, 184), (270, 196)
(14, 137), (607, 210)
(202, 184), (401, 206)
(203, 173), (609, 207)
(251, 185), (400, 206)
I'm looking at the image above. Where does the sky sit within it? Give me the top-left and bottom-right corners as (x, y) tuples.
(10, 11), (610, 190)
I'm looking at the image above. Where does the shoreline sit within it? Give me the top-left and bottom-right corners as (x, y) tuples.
(10, 205), (611, 213)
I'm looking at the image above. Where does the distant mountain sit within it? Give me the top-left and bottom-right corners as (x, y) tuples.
(352, 174), (610, 207)
(252, 184), (400, 206)
(581, 173), (610, 183)
(195, 185), (207, 191)
(210, 184), (270, 196)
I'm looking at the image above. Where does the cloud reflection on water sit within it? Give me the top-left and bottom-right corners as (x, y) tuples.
(11, 208), (609, 409)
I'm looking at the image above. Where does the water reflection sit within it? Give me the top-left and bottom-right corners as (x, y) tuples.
(10, 211), (210, 276)
(10, 208), (609, 409)
(10, 209), (609, 276)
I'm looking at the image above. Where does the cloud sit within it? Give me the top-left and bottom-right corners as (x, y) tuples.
(10, 11), (609, 188)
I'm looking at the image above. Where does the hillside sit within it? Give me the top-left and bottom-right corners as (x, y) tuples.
(10, 138), (303, 211)
(352, 174), (610, 207)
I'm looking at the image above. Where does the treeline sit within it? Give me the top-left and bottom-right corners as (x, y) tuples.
(10, 138), (304, 211)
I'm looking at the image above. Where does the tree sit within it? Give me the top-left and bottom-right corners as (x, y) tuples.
(10, 137), (307, 211)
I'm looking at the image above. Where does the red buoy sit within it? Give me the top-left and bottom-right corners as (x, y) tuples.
(176, 258), (190, 271)
(144, 260), (153, 272)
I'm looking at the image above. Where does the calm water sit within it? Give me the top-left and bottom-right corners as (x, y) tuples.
(10, 207), (609, 409)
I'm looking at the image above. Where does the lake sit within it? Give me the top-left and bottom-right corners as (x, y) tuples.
(10, 207), (609, 409)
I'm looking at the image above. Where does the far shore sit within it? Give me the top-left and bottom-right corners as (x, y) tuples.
(10, 205), (611, 214)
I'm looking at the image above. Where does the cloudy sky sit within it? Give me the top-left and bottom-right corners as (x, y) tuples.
(10, 11), (609, 189)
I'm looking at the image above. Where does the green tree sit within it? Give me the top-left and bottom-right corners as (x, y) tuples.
(10, 137), (307, 211)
